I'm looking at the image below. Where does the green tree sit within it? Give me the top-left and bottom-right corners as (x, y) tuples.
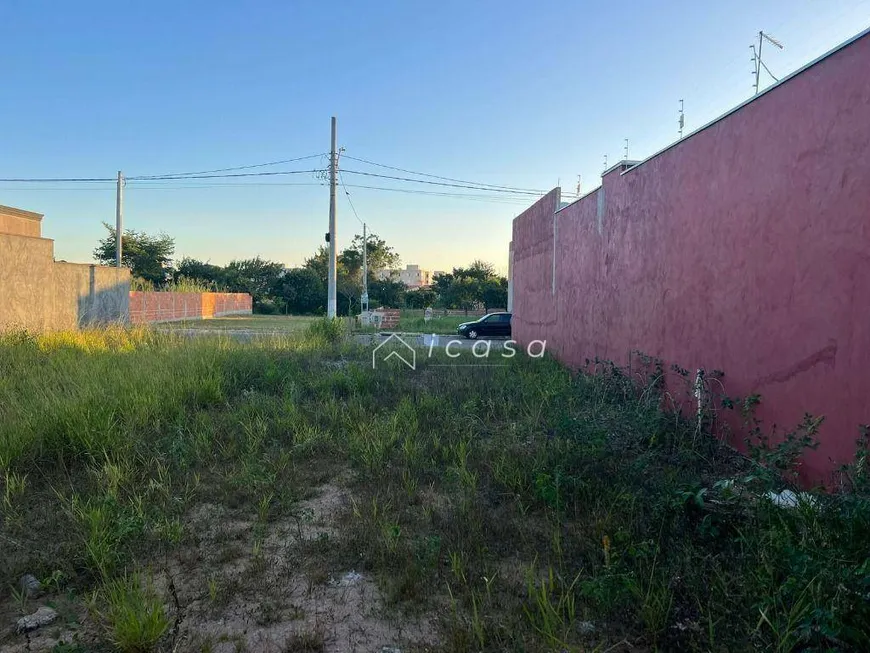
(405, 288), (437, 309)
(94, 223), (174, 287)
(304, 232), (402, 315)
(304, 246), (358, 315)
(222, 257), (285, 312)
(480, 277), (508, 311)
(432, 260), (507, 313)
(173, 257), (226, 289)
(341, 233), (401, 280)
(368, 278), (406, 308)
(279, 268), (325, 314)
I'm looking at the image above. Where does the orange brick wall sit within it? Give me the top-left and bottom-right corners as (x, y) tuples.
(129, 292), (252, 323)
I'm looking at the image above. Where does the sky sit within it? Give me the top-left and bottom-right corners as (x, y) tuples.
(2, 0), (868, 275)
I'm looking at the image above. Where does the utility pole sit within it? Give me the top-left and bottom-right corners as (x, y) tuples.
(678, 99), (685, 138)
(361, 223), (368, 312)
(327, 117), (337, 318)
(115, 171), (124, 267)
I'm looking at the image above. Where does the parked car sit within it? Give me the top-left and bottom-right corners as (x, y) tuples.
(457, 312), (512, 339)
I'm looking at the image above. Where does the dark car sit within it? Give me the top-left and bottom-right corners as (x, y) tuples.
(457, 312), (512, 339)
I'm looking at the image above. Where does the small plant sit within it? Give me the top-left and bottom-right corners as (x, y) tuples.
(524, 564), (581, 648)
(101, 572), (169, 653)
(207, 575), (219, 603)
(9, 584), (29, 615)
(304, 317), (346, 344)
(2, 470), (27, 513)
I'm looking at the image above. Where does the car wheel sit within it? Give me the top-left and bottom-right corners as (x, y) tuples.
(467, 329), (478, 340)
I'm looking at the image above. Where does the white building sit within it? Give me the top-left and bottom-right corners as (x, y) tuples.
(376, 264), (441, 288)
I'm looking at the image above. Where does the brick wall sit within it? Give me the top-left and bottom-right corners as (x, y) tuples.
(509, 31), (870, 483)
(129, 292), (252, 323)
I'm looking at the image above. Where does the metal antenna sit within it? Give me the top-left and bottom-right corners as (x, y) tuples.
(624, 139), (629, 161)
(603, 154), (608, 171)
(678, 99), (685, 138)
(752, 31), (784, 94)
(576, 175), (582, 195)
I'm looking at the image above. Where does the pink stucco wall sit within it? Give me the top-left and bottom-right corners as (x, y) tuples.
(510, 32), (870, 483)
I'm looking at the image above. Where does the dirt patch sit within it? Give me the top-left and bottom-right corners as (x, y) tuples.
(170, 483), (436, 652)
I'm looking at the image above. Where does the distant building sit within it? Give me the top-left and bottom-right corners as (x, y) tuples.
(376, 264), (439, 288)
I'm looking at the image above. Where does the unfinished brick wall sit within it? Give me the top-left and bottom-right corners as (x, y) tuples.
(129, 292), (252, 323)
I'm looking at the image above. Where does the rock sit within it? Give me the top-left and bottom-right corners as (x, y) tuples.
(329, 570), (363, 587)
(19, 574), (43, 598)
(16, 606), (58, 633)
(577, 621), (596, 634)
(764, 489), (817, 509)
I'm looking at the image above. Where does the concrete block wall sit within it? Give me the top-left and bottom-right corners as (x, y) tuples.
(509, 31), (870, 483)
(0, 205), (130, 331)
(129, 292), (252, 323)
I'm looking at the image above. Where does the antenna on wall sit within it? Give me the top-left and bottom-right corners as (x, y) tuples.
(624, 139), (629, 161)
(603, 154), (608, 171)
(678, 99), (685, 138)
(576, 175), (582, 195)
(751, 31), (784, 94)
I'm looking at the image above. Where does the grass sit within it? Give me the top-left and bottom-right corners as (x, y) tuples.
(159, 314), (320, 333)
(399, 313), (480, 334)
(1, 324), (869, 651)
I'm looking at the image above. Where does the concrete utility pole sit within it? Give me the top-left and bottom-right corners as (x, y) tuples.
(115, 171), (124, 267)
(327, 117), (337, 318)
(361, 223), (368, 312)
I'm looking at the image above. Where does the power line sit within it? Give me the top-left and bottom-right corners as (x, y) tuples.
(126, 181), (325, 189)
(341, 154), (552, 194)
(127, 169), (324, 181)
(338, 170), (364, 226)
(339, 168), (557, 196)
(0, 168), (325, 183)
(131, 153), (327, 180)
(0, 176), (115, 182)
(342, 183), (537, 204)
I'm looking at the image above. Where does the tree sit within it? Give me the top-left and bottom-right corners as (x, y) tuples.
(304, 232), (402, 315)
(368, 278), (406, 308)
(341, 233), (400, 279)
(431, 260), (507, 313)
(446, 276), (479, 314)
(279, 268), (325, 315)
(304, 246), (359, 315)
(405, 288), (437, 309)
(94, 223), (174, 286)
(173, 257), (226, 289)
(222, 257), (285, 311)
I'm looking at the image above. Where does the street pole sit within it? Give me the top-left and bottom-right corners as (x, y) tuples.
(361, 222), (368, 312)
(115, 170), (124, 267)
(327, 117), (337, 318)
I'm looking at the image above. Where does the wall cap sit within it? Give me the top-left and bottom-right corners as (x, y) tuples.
(0, 205), (44, 221)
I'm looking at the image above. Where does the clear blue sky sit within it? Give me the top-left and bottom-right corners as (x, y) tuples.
(2, 0), (868, 274)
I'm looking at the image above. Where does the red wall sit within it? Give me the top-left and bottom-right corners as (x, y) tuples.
(129, 292), (252, 323)
(510, 33), (870, 483)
